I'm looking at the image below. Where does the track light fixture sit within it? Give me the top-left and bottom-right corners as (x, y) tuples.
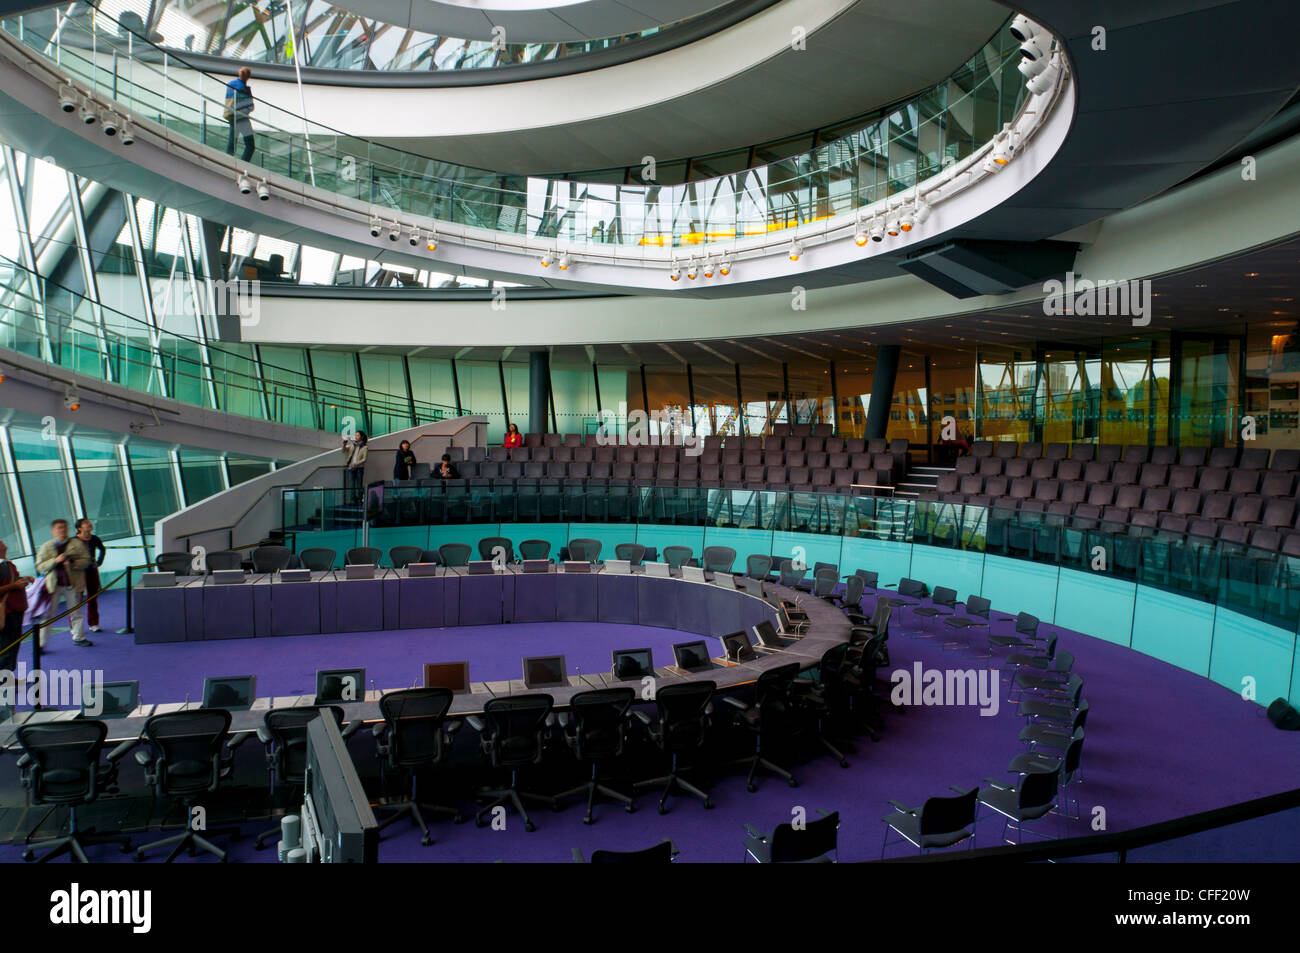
(669, 261), (681, 282)
(425, 228), (438, 251)
(869, 219), (884, 243)
(1019, 34), (1051, 66)
(101, 112), (118, 136)
(369, 218), (383, 238)
(558, 252), (572, 271)
(119, 121), (134, 145)
(1026, 54), (1061, 95)
(788, 240), (803, 262)
(913, 200), (931, 226)
(718, 258), (731, 277)
(703, 258), (715, 278)
(59, 85), (78, 113)
(0, 364), (6, 382)
(387, 222), (401, 242)
(79, 100), (97, 125)
(686, 260), (698, 280)
(236, 173), (252, 194)
(408, 227), (421, 247)
(899, 206), (915, 232)
(1009, 14), (1037, 43)
(886, 218), (900, 237)
(64, 385), (80, 411)
(540, 251), (553, 267)
(256, 180), (270, 201)
(991, 124), (1016, 165)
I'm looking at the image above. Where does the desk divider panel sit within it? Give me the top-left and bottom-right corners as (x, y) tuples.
(203, 582), (256, 640)
(183, 582), (206, 641)
(335, 577), (384, 633)
(441, 574), (461, 627)
(251, 577), (273, 637)
(637, 576), (678, 630)
(318, 577), (338, 634)
(597, 573), (639, 624)
(382, 575), (402, 629)
(673, 582), (712, 634)
(132, 586), (186, 643)
(512, 571), (556, 622)
(459, 574), (504, 626)
(706, 584), (743, 637)
(556, 573), (599, 622)
(270, 577), (321, 635)
(397, 575), (445, 629)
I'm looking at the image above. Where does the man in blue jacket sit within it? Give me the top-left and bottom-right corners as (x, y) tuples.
(225, 66), (256, 161)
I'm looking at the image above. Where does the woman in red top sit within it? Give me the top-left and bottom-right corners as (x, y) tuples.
(503, 422), (523, 448)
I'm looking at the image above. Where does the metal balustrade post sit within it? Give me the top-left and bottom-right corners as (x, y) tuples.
(117, 565), (134, 634)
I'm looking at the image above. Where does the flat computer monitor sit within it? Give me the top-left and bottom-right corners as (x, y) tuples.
(522, 655), (567, 690)
(644, 562), (671, 577)
(522, 559), (551, 573)
(467, 560), (494, 575)
(316, 667), (366, 703)
(753, 620), (787, 648)
(604, 559), (631, 575)
(611, 648), (653, 680)
(562, 561), (591, 573)
(721, 631), (757, 662)
(743, 576), (764, 598)
(344, 564), (375, 580)
(680, 566), (708, 583)
(202, 675), (257, 711)
(672, 640), (712, 673)
(81, 680), (138, 718)
(423, 661), (471, 695)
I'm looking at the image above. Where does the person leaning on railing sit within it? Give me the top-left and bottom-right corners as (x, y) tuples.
(0, 539), (34, 675)
(35, 518), (93, 648)
(343, 430), (368, 504)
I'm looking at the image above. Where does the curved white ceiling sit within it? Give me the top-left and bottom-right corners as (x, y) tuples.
(243, 0), (1007, 172)
(324, 0), (737, 43)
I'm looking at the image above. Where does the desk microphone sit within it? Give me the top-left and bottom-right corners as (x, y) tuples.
(369, 678), (378, 700)
(575, 665), (596, 690)
(180, 692), (190, 711)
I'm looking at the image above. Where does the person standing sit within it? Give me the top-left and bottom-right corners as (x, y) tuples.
(225, 65), (256, 162)
(35, 519), (92, 648)
(343, 431), (368, 504)
(393, 440), (417, 481)
(75, 518), (106, 633)
(0, 540), (33, 676)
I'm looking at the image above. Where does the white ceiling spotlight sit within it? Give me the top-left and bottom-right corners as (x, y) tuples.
(991, 124), (1016, 166)
(899, 205), (916, 232)
(425, 227), (438, 251)
(387, 221), (401, 242)
(119, 121), (134, 145)
(913, 199), (932, 226)
(1027, 52), (1062, 95)
(718, 257), (732, 277)
(407, 227), (421, 247)
(1008, 14), (1037, 43)
(256, 180), (270, 201)
(885, 217), (900, 237)
(703, 257), (715, 278)
(58, 84), (78, 113)
(64, 385), (81, 411)
(540, 251), (553, 267)
(79, 99), (97, 125)
(236, 173), (252, 194)
(558, 252), (572, 271)
(869, 219), (885, 243)
(686, 259), (699, 280)
(369, 217), (383, 238)
(101, 112), (119, 136)
(669, 261), (682, 282)
(853, 213), (870, 246)
(788, 240), (803, 262)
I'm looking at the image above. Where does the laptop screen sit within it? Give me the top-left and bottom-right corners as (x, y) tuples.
(82, 680), (138, 718)
(753, 620), (782, 647)
(522, 655), (567, 689)
(316, 668), (365, 703)
(743, 577), (764, 597)
(423, 661), (470, 694)
(202, 675), (256, 711)
(721, 631), (756, 662)
(611, 649), (653, 680)
(672, 640), (711, 672)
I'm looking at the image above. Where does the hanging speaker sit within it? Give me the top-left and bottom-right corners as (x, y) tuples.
(1266, 698), (1300, 730)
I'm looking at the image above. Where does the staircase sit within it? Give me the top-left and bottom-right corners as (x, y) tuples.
(896, 465), (952, 499)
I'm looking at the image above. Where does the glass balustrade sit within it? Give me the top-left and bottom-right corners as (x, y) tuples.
(279, 484), (1300, 633)
(3, 8), (1030, 251)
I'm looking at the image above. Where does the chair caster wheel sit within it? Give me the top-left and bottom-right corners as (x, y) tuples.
(421, 836), (432, 846)
(657, 803), (668, 815)
(746, 783), (757, 793)
(789, 779), (799, 788)
(133, 852), (144, 862)
(703, 799), (714, 809)
(120, 842), (133, 853)
(21, 849), (33, 862)
(475, 817), (487, 828)
(453, 814), (466, 824)
(255, 841), (267, 851)
(839, 760), (849, 768)
(583, 816), (593, 826)
(625, 805), (635, 814)
(525, 822), (536, 833)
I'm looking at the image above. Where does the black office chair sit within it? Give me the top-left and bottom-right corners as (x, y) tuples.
(746, 554), (773, 579)
(778, 560), (807, 589)
(811, 567), (838, 599)
(155, 552), (192, 575)
(977, 765), (1059, 844)
(205, 550), (243, 572)
(556, 688), (636, 824)
(1009, 731), (1086, 821)
(253, 706), (352, 849)
(478, 536), (515, 563)
(568, 538), (602, 563)
(832, 573), (865, 612)
(297, 547), (336, 571)
(881, 787), (978, 856)
(702, 545), (736, 573)
(724, 662), (803, 792)
(418, 549), (442, 565)
(633, 681), (716, 813)
(614, 543), (646, 566)
(438, 543), (472, 568)
(942, 594), (992, 656)
(662, 546), (693, 569)
(742, 810), (839, 863)
(388, 545), (423, 569)
(467, 694), (558, 832)
(252, 544), (293, 573)
(16, 720), (134, 862)
(789, 642), (855, 764)
(344, 546), (381, 567)
(571, 840), (678, 863)
(989, 612), (1043, 651)
(518, 539), (551, 561)
(372, 688), (463, 846)
(133, 709), (239, 862)
(907, 585), (958, 637)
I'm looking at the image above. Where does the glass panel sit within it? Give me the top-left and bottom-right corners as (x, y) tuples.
(126, 442), (180, 542)
(9, 425), (73, 540)
(178, 449), (226, 504)
(69, 435), (133, 540)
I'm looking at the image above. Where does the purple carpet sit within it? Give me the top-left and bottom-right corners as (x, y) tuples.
(5, 590), (1297, 863)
